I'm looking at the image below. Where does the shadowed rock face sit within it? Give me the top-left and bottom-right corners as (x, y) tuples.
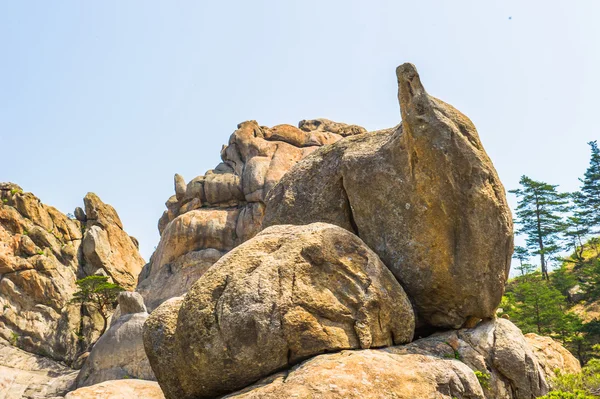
(263, 63), (514, 329)
(0, 184), (144, 364)
(143, 223), (415, 399)
(137, 119), (366, 311)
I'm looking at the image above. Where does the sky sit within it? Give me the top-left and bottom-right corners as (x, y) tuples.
(1, 1), (599, 264)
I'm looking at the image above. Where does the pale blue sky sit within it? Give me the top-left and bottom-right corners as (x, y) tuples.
(1, 1), (599, 263)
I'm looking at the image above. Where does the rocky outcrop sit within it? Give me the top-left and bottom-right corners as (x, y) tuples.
(76, 292), (154, 387)
(64, 379), (164, 399)
(144, 223), (414, 399)
(524, 333), (582, 384)
(0, 183), (144, 364)
(0, 338), (78, 399)
(263, 63), (513, 329)
(137, 119), (366, 310)
(224, 349), (484, 399)
(81, 193), (145, 290)
(223, 319), (554, 399)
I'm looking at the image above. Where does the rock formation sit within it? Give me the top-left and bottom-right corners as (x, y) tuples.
(63, 379), (164, 399)
(137, 119), (366, 310)
(144, 223), (415, 399)
(263, 63), (514, 329)
(0, 183), (144, 365)
(223, 319), (557, 399)
(0, 338), (78, 399)
(524, 333), (582, 385)
(81, 193), (145, 291)
(75, 292), (154, 387)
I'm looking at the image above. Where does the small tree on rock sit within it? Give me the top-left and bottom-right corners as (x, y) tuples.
(70, 275), (124, 337)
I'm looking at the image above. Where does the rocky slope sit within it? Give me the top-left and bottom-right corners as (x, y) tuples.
(137, 118), (366, 310)
(0, 184), (144, 366)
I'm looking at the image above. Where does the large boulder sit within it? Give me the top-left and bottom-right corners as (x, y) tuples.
(76, 292), (154, 387)
(144, 223), (414, 399)
(137, 119), (366, 310)
(263, 63), (513, 329)
(0, 184), (144, 364)
(0, 338), (78, 399)
(64, 379), (164, 399)
(223, 319), (557, 399)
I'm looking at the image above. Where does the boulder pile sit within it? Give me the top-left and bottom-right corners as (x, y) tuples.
(142, 64), (564, 399)
(137, 118), (367, 310)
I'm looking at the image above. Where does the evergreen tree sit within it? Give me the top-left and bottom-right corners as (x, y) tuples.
(510, 176), (570, 279)
(574, 141), (600, 231)
(563, 214), (591, 264)
(508, 273), (572, 335)
(513, 245), (536, 276)
(70, 275), (124, 337)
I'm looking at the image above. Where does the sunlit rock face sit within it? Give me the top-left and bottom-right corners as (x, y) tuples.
(264, 63), (513, 329)
(0, 183), (144, 364)
(136, 119), (367, 310)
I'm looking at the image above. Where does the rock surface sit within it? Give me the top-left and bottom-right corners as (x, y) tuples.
(81, 193), (145, 290)
(263, 63), (513, 329)
(144, 223), (414, 399)
(137, 119), (366, 310)
(64, 379), (164, 399)
(0, 338), (78, 399)
(76, 292), (154, 387)
(0, 183), (144, 364)
(224, 319), (556, 399)
(225, 349), (485, 399)
(524, 333), (582, 384)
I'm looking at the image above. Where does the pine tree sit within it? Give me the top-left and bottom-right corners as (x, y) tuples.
(563, 214), (591, 263)
(513, 245), (536, 276)
(510, 176), (570, 280)
(575, 141), (600, 231)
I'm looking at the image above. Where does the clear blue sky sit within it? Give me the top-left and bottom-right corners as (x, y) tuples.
(1, 1), (599, 263)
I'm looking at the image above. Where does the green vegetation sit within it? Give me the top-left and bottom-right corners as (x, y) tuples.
(70, 275), (124, 337)
(539, 360), (600, 398)
(474, 370), (491, 390)
(9, 331), (19, 346)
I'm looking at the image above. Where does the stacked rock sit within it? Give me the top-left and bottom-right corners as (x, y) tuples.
(137, 119), (367, 310)
(142, 65), (554, 399)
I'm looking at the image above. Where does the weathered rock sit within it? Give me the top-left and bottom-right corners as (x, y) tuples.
(224, 349), (484, 399)
(263, 63), (513, 329)
(76, 293), (154, 387)
(524, 333), (581, 384)
(74, 207), (86, 222)
(397, 318), (549, 399)
(144, 223), (414, 399)
(0, 338), (78, 399)
(64, 379), (165, 399)
(138, 119), (365, 310)
(224, 319), (559, 399)
(82, 193), (146, 290)
(0, 185), (144, 364)
(174, 174), (187, 201)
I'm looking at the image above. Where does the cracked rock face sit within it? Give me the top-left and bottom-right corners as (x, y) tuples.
(263, 63), (514, 329)
(143, 223), (415, 399)
(0, 184), (144, 364)
(223, 319), (562, 399)
(137, 119), (366, 311)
